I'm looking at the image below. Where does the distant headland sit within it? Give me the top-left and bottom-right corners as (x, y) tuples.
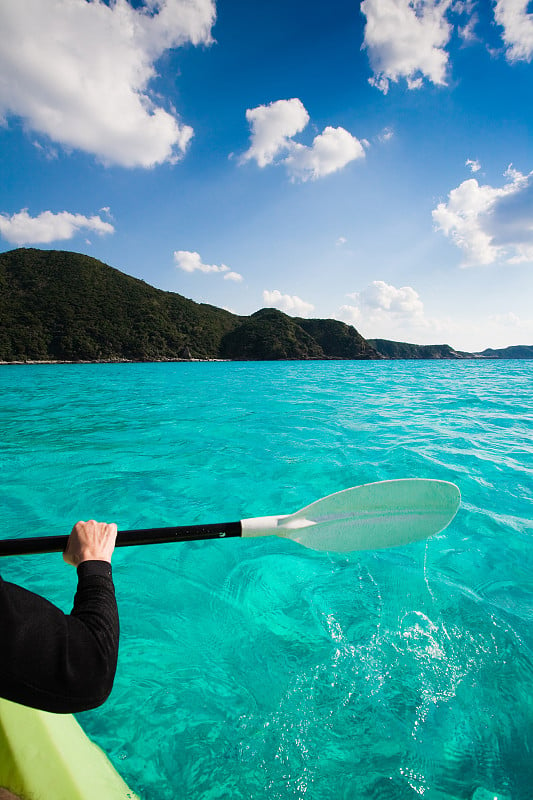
(0, 248), (531, 363)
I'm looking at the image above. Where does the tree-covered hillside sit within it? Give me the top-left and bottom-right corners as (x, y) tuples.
(478, 345), (533, 359)
(367, 339), (468, 359)
(0, 248), (240, 361)
(299, 318), (380, 359)
(0, 249), (376, 362)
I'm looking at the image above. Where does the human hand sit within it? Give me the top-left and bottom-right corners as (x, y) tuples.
(63, 520), (118, 567)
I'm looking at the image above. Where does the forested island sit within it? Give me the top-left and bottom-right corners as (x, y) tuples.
(1, 248), (531, 363)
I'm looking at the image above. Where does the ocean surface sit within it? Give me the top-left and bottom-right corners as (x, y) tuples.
(0, 360), (532, 800)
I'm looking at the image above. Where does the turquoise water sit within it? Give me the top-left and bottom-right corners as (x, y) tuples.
(0, 360), (532, 799)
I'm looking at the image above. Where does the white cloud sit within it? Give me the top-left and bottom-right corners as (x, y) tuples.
(378, 126), (394, 143)
(339, 304), (362, 325)
(224, 271), (243, 282)
(432, 166), (533, 265)
(361, 0), (452, 93)
(336, 236), (348, 246)
(342, 304), (533, 351)
(174, 250), (243, 281)
(32, 140), (59, 160)
(241, 99), (365, 181)
(490, 311), (522, 328)
(484, 312), (533, 346)
(466, 158), (481, 173)
(0, 208), (114, 245)
(494, 0), (533, 62)
(339, 281), (434, 343)
(241, 98), (309, 167)
(0, 0), (215, 168)
(431, 312), (533, 351)
(340, 281), (533, 350)
(360, 0), (533, 89)
(458, 13), (479, 43)
(262, 289), (315, 316)
(284, 126), (365, 182)
(347, 280), (425, 316)
(174, 250), (230, 275)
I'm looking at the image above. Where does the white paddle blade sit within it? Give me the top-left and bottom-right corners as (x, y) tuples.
(241, 479), (460, 552)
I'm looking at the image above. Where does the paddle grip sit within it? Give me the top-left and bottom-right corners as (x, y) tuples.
(0, 521), (243, 557)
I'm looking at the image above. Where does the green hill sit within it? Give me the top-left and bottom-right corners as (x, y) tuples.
(368, 339), (468, 359)
(298, 318), (381, 359)
(369, 339), (533, 359)
(0, 249), (376, 362)
(477, 345), (533, 359)
(0, 248), (238, 361)
(219, 309), (381, 360)
(220, 309), (324, 360)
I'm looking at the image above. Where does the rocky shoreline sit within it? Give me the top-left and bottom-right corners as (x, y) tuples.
(0, 358), (230, 365)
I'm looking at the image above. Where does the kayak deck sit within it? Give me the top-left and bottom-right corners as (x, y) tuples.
(0, 698), (138, 800)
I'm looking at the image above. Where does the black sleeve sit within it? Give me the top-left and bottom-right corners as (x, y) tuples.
(0, 561), (119, 713)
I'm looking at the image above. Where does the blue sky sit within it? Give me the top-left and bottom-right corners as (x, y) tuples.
(0, 0), (532, 351)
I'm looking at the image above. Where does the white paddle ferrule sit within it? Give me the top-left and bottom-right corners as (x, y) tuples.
(241, 515), (288, 537)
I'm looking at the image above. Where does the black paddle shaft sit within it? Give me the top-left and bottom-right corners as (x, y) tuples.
(0, 521), (243, 557)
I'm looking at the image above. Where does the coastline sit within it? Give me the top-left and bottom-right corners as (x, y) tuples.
(0, 358), (230, 365)
(1, 352), (531, 365)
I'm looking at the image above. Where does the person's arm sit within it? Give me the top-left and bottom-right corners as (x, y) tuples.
(0, 520), (119, 714)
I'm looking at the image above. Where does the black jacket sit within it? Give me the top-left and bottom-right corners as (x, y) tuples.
(0, 561), (119, 713)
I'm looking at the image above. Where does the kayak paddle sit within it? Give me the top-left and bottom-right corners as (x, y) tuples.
(0, 479), (460, 557)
